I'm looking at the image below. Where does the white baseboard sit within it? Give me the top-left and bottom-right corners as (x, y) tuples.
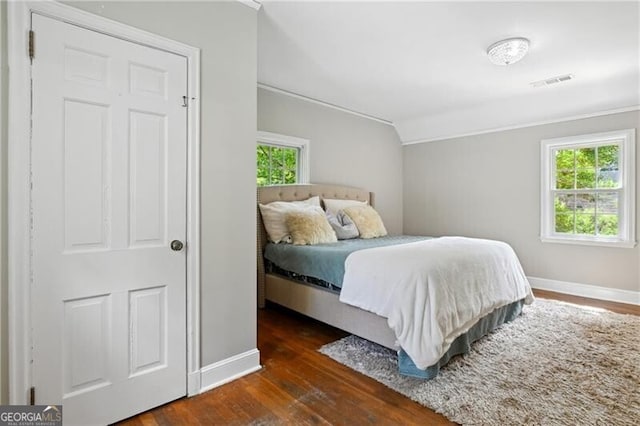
(528, 276), (640, 306)
(199, 349), (262, 394)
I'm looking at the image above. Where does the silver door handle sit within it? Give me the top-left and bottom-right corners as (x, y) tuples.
(170, 240), (184, 251)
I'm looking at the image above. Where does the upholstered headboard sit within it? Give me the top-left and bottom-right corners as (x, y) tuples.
(256, 184), (374, 308)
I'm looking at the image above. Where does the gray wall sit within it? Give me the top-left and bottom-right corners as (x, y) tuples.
(0, 1), (258, 401)
(0, 0), (7, 405)
(403, 111), (640, 293)
(258, 88), (404, 235)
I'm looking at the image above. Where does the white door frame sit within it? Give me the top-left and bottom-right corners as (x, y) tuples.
(8, 0), (201, 404)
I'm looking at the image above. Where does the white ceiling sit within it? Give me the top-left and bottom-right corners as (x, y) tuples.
(257, 1), (640, 143)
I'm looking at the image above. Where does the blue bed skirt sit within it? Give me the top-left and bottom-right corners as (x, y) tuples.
(398, 299), (526, 379)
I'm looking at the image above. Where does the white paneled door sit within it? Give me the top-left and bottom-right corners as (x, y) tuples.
(30, 14), (187, 425)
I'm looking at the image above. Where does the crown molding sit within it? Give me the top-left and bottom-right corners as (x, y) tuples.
(258, 83), (394, 126)
(402, 105), (640, 145)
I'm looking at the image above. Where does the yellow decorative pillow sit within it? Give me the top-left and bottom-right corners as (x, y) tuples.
(343, 205), (387, 239)
(285, 207), (338, 245)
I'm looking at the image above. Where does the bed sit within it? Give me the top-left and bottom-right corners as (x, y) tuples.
(257, 183), (533, 378)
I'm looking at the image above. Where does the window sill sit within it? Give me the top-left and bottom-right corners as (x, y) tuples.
(540, 236), (637, 249)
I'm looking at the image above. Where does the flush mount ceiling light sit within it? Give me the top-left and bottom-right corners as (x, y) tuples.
(486, 37), (530, 66)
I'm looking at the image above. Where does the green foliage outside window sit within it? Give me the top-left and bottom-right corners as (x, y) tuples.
(257, 144), (298, 187)
(553, 144), (620, 236)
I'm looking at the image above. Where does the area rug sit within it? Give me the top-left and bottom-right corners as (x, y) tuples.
(319, 299), (640, 425)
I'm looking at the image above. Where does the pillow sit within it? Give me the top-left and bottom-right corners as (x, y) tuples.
(259, 196), (321, 243)
(323, 198), (368, 215)
(343, 205), (387, 239)
(326, 210), (359, 240)
(285, 206), (338, 245)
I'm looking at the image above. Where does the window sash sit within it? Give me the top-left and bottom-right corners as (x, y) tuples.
(257, 144), (300, 186)
(550, 188), (623, 239)
(550, 141), (622, 191)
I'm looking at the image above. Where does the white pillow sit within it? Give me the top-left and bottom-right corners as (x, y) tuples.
(323, 198), (368, 215)
(259, 196), (321, 243)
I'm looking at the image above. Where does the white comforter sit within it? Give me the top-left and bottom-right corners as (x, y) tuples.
(339, 237), (534, 369)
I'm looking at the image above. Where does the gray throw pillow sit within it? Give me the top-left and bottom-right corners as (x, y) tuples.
(326, 210), (359, 240)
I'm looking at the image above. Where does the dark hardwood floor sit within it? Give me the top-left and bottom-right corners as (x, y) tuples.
(117, 290), (639, 425)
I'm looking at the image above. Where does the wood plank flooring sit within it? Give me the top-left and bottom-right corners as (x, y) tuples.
(117, 290), (639, 425)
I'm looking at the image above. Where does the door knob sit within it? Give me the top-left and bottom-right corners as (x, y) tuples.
(170, 240), (184, 252)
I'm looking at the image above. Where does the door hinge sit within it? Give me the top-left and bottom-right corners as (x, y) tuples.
(29, 386), (35, 405)
(28, 30), (35, 60)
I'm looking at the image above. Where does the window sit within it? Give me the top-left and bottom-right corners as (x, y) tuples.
(541, 129), (636, 248)
(257, 131), (309, 187)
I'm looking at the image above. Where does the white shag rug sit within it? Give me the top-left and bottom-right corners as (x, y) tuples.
(319, 299), (640, 425)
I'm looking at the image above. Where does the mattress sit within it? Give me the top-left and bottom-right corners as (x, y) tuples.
(264, 235), (431, 288)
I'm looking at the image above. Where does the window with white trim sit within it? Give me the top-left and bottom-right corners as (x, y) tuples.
(257, 131), (310, 187)
(540, 129), (636, 248)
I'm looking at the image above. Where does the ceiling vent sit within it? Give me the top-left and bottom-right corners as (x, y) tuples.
(530, 74), (574, 88)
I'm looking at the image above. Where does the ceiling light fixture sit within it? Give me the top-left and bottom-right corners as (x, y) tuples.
(486, 37), (530, 66)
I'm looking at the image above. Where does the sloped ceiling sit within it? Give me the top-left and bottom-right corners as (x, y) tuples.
(258, 1), (639, 143)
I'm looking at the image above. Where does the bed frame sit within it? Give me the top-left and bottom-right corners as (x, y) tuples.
(257, 183), (397, 349)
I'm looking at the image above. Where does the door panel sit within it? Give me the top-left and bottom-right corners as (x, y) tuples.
(129, 286), (167, 376)
(31, 14), (188, 426)
(63, 295), (111, 397)
(63, 99), (111, 251)
(129, 110), (167, 247)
